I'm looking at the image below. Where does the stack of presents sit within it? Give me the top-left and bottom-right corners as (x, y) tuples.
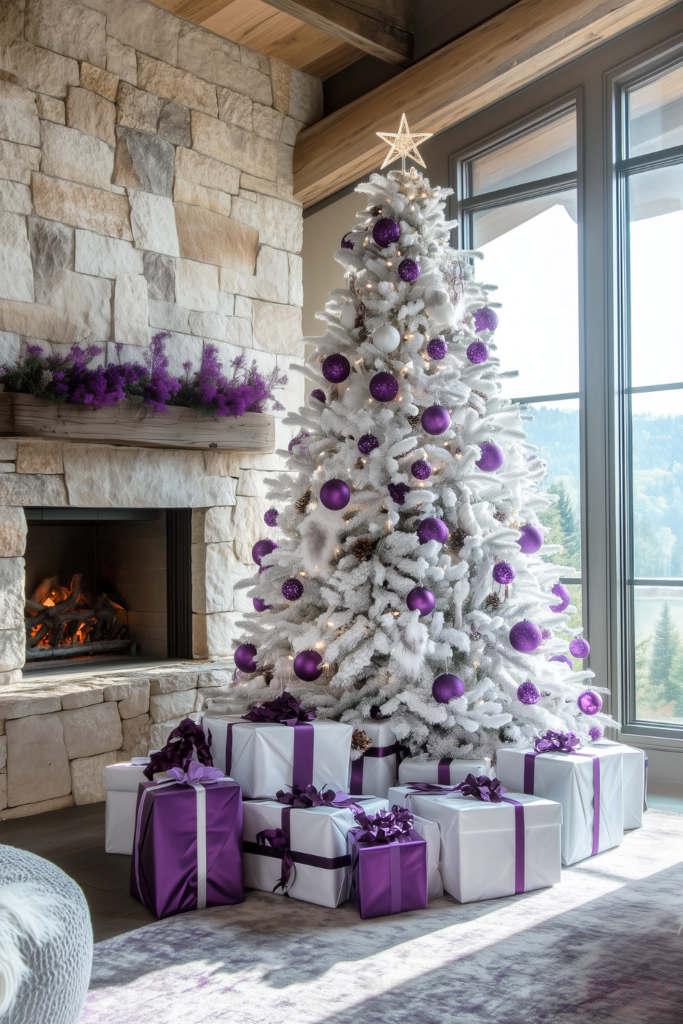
(104, 691), (648, 920)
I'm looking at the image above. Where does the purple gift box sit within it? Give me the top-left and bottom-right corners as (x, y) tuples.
(348, 810), (428, 919)
(130, 763), (244, 919)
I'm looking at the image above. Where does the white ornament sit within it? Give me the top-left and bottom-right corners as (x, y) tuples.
(372, 324), (400, 353)
(424, 288), (455, 325)
(340, 303), (356, 330)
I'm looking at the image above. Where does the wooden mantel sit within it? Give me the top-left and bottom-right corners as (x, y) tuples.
(293, 0), (681, 207)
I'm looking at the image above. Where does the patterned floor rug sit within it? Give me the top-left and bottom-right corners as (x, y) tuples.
(79, 809), (683, 1024)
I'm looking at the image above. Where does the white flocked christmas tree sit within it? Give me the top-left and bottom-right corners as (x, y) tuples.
(234, 120), (615, 764)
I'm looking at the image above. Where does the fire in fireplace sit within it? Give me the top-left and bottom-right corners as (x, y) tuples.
(25, 573), (133, 661)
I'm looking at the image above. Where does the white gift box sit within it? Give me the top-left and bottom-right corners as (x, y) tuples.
(589, 740), (647, 829)
(203, 716), (353, 799)
(242, 796), (388, 908)
(389, 784), (562, 903)
(104, 759), (150, 855)
(410, 814), (444, 900)
(496, 744), (624, 865)
(399, 756), (491, 787)
(349, 721), (400, 799)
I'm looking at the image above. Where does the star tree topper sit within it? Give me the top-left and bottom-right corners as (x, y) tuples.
(377, 113), (433, 171)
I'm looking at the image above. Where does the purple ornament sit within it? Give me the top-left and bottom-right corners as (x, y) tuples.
(253, 598), (271, 612)
(406, 587), (435, 615)
(369, 372), (399, 402)
(388, 482), (410, 505)
(398, 257), (420, 282)
(417, 517), (448, 544)
(288, 431), (310, 453)
(569, 637), (591, 659)
(476, 442), (504, 472)
(341, 233), (354, 250)
(432, 674), (465, 703)
(518, 524), (544, 554)
(550, 654), (573, 669)
(509, 621), (543, 653)
(372, 217), (401, 248)
(252, 538), (277, 565)
(473, 307), (499, 333)
(517, 681), (541, 705)
(322, 353), (350, 383)
(282, 578), (304, 601)
(421, 405), (451, 435)
(320, 478), (350, 511)
(234, 643), (257, 673)
(293, 650), (323, 682)
(264, 508), (278, 527)
(541, 628), (554, 640)
(358, 434), (379, 455)
(311, 389), (326, 403)
(549, 582), (570, 612)
(410, 459), (431, 480)
(467, 341), (489, 364)
(577, 690), (602, 715)
(427, 338), (447, 359)
(492, 562), (515, 585)
(589, 725), (602, 741)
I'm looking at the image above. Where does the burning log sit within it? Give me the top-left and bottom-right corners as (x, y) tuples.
(25, 575), (128, 651)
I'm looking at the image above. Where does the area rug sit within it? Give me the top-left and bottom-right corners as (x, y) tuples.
(79, 809), (683, 1024)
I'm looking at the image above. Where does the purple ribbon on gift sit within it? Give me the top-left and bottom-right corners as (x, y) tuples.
(352, 806), (414, 845)
(524, 730), (600, 857)
(349, 742), (403, 795)
(534, 730), (582, 754)
(166, 762), (225, 785)
(255, 827), (294, 891)
(242, 691), (315, 724)
(144, 717), (214, 780)
(225, 692), (316, 789)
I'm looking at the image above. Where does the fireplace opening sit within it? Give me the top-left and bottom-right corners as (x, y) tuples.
(23, 508), (192, 666)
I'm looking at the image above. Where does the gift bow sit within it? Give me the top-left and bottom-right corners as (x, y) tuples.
(256, 828), (294, 891)
(407, 774), (508, 802)
(352, 806), (414, 845)
(533, 730), (582, 753)
(166, 762), (225, 785)
(275, 784), (360, 809)
(242, 691), (315, 725)
(144, 717), (214, 780)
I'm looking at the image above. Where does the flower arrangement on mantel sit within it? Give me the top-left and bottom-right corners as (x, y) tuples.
(0, 333), (287, 417)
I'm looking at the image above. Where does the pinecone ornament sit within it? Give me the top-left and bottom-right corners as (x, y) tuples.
(294, 489), (311, 514)
(351, 537), (373, 562)
(352, 729), (373, 753)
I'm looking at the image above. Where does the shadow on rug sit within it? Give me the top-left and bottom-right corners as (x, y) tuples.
(79, 810), (683, 1023)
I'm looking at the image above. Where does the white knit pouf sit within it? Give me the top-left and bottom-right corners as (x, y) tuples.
(0, 845), (93, 1024)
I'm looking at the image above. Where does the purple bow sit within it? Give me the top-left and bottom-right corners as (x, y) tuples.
(144, 717), (213, 780)
(455, 774), (507, 802)
(256, 828), (293, 891)
(275, 784), (358, 809)
(242, 691), (315, 725)
(166, 762), (225, 785)
(352, 805), (414, 845)
(534, 730), (582, 753)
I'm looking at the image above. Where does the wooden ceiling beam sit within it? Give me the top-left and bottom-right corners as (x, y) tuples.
(294, 0), (680, 207)
(261, 0), (412, 66)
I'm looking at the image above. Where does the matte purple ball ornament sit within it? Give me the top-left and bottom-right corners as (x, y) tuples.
(492, 562), (515, 585)
(372, 217), (401, 248)
(358, 434), (379, 455)
(549, 582), (570, 612)
(426, 338), (447, 360)
(518, 524), (544, 554)
(322, 353), (350, 383)
(569, 637), (591, 659)
(476, 442), (504, 472)
(406, 587), (435, 615)
(398, 258), (421, 282)
(421, 405), (451, 435)
(264, 508), (278, 527)
(411, 459), (431, 480)
(517, 681), (541, 705)
(509, 621), (543, 653)
(282, 578), (304, 601)
(369, 372), (399, 402)
(473, 307), (499, 333)
(234, 643), (257, 673)
(550, 654), (573, 669)
(311, 389), (326, 403)
(253, 598), (271, 613)
(577, 690), (602, 715)
(341, 233), (354, 250)
(467, 341), (489, 364)
(432, 674), (465, 703)
(293, 650), (323, 682)
(417, 517), (448, 545)
(320, 478), (350, 511)
(252, 538), (277, 565)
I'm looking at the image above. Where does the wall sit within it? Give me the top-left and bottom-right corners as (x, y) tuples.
(301, 189), (362, 337)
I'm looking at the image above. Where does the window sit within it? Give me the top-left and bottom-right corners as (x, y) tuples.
(617, 58), (683, 731)
(454, 106), (583, 650)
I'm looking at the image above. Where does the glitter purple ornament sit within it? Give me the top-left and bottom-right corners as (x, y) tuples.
(432, 674), (464, 703)
(406, 586), (435, 615)
(517, 524), (544, 554)
(282, 578), (304, 601)
(358, 434), (379, 455)
(550, 654), (573, 669)
(569, 637), (590, 659)
(411, 459), (431, 480)
(369, 372), (399, 402)
(320, 478), (350, 511)
(549, 582), (570, 612)
(476, 442), (504, 472)
(417, 517), (448, 544)
(234, 643), (257, 672)
(311, 389), (326, 403)
(589, 725), (603, 741)
(341, 233), (354, 250)
(577, 690), (602, 715)
(293, 650), (323, 682)
(467, 341), (489, 364)
(426, 338), (447, 359)
(517, 681), (541, 705)
(288, 432), (310, 453)
(388, 482), (410, 505)
(398, 257), (420, 282)
(252, 538), (277, 565)
(492, 562), (515, 585)
(322, 353), (350, 383)
(253, 598), (271, 612)
(372, 217), (401, 247)
(473, 307), (499, 333)
(264, 508), (279, 527)
(541, 628), (554, 640)
(509, 620), (543, 653)
(421, 405), (451, 435)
